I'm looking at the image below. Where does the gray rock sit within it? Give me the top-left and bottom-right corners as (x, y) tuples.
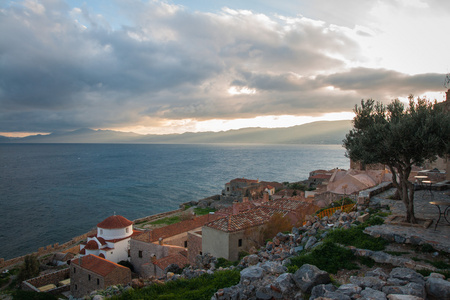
(382, 282), (425, 298)
(425, 277), (450, 300)
(260, 261), (287, 275)
(255, 285), (283, 300)
(324, 291), (351, 300)
(305, 236), (317, 249)
(386, 295), (423, 300)
(387, 278), (409, 286)
(92, 296), (104, 300)
(350, 276), (386, 290)
(292, 264), (331, 293)
(240, 266), (264, 282)
(274, 273), (295, 294)
(276, 232), (290, 242)
(309, 283), (336, 299)
(360, 287), (387, 299)
(247, 254), (259, 266)
(389, 268), (424, 285)
(294, 246), (304, 253)
(366, 268), (389, 280)
(337, 283), (362, 296)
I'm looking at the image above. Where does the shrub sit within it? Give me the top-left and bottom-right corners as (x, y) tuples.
(18, 255), (40, 282)
(194, 207), (216, 216)
(287, 241), (359, 274)
(12, 290), (58, 300)
(324, 225), (387, 251)
(111, 270), (240, 300)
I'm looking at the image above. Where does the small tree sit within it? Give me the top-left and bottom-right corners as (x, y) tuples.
(18, 255), (40, 282)
(343, 96), (450, 223)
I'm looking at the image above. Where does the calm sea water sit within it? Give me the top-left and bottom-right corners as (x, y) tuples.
(0, 143), (349, 260)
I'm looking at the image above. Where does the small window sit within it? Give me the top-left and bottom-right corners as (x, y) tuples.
(126, 227), (129, 233)
(200, 251), (202, 255)
(100, 229), (103, 235)
(184, 241), (188, 248)
(111, 251), (113, 254)
(75, 284), (78, 290)
(138, 250), (143, 258)
(97, 278), (100, 285)
(73, 267), (76, 273)
(88, 274), (91, 281)
(238, 239), (243, 247)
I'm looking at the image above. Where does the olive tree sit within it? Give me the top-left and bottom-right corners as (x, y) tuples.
(343, 96), (450, 223)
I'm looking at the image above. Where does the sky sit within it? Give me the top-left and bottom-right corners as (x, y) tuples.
(1, 0), (450, 136)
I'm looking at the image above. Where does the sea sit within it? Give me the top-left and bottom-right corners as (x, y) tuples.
(0, 143), (349, 260)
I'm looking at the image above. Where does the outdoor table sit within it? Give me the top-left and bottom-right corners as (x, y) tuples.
(414, 176), (428, 190)
(429, 201), (450, 230)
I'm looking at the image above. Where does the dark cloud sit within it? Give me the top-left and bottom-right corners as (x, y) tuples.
(0, 0), (446, 133)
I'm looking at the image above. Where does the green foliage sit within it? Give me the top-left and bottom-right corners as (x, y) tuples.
(216, 258), (238, 268)
(417, 269), (450, 279)
(417, 243), (436, 253)
(324, 224), (387, 251)
(150, 216), (181, 225)
(194, 207), (216, 216)
(425, 260), (450, 270)
(12, 290), (58, 300)
(288, 241), (359, 274)
(357, 256), (375, 268)
(287, 182), (308, 191)
(111, 270), (240, 300)
(343, 97), (450, 223)
(18, 254), (40, 282)
(238, 251), (249, 261)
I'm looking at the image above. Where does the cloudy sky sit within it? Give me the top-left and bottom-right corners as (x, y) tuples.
(1, 0), (449, 136)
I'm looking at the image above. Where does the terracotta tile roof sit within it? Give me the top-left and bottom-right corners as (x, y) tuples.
(310, 174), (332, 179)
(97, 237), (107, 245)
(79, 248), (86, 255)
(154, 251), (189, 270)
(85, 240), (99, 250)
(72, 254), (129, 277)
(230, 178), (258, 183)
(259, 198), (306, 211)
(97, 215), (133, 229)
(133, 214), (219, 243)
(205, 206), (288, 232)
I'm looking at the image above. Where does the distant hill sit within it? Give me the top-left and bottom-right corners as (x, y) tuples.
(0, 120), (353, 144)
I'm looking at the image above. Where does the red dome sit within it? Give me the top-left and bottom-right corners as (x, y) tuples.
(97, 215), (133, 229)
(85, 240), (99, 250)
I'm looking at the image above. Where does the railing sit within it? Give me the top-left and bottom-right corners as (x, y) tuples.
(315, 204), (356, 219)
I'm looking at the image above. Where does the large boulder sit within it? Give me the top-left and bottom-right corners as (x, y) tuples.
(240, 266), (264, 282)
(350, 276), (386, 290)
(425, 277), (450, 300)
(292, 264), (331, 293)
(389, 268), (424, 286)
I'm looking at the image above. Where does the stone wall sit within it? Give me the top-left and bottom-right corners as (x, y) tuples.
(0, 230), (95, 270)
(187, 231), (202, 265)
(21, 268), (70, 294)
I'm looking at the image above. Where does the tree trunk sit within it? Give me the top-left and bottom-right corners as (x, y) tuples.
(389, 164), (417, 224)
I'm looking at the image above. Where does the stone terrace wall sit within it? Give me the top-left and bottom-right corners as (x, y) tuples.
(0, 229), (96, 270)
(21, 268), (70, 294)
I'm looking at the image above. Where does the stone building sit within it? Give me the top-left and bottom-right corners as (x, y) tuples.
(70, 254), (131, 298)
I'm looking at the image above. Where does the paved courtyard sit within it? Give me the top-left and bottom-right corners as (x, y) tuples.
(367, 189), (450, 253)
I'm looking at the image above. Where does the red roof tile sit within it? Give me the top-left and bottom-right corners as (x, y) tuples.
(133, 214), (219, 243)
(205, 206), (288, 232)
(72, 254), (129, 277)
(97, 215), (133, 229)
(154, 251), (189, 270)
(85, 240), (99, 250)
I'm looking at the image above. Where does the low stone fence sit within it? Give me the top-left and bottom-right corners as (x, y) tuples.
(0, 229), (96, 270)
(21, 268), (70, 295)
(358, 182), (393, 206)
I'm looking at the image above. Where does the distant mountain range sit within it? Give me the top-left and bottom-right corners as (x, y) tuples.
(0, 120), (353, 144)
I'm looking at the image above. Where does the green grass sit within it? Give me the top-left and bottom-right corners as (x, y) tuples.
(216, 258), (238, 268)
(287, 241), (359, 274)
(111, 270), (240, 300)
(194, 207), (216, 216)
(150, 216), (181, 225)
(324, 224), (387, 251)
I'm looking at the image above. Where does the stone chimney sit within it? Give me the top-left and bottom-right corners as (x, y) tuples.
(242, 197), (249, 203)
(263, 192), (269, 202)
(232, 201), (239, 215)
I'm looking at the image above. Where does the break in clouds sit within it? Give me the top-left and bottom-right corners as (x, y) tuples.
(0, 0), (446, 133)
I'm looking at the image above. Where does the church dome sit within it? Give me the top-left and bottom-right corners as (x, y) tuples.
(97, 215), (133, 229)
(85, 240), (99, 250)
